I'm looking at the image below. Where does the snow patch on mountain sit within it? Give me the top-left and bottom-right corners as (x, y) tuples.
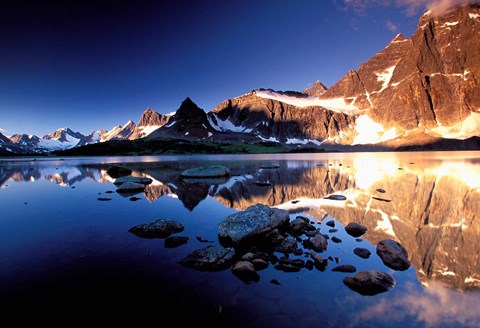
(376, 66), (396, 92)
(38, 134), (81, 151)
(136, 125), (162, 136)
(430, 112), (480, 139)
(353, 115), (398, 145)
(208, 113), (252, 133)
(255, 89), (359, 114)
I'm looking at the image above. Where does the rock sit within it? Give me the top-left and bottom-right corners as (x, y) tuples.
(289, 217), (308, 234)
(128, 219), (184, 238)
(376, 188), (386, 193)
(310, 251), (328, 270)
(372, 196), (392, 202)
(196, 236), (213, 243)
(332, 264), (357, 273)
(345, 222), (368, 237)
(376, 239), (411, 271)
(274, 263), (301, 272)
(353, 247), (371, 259)
(106, 165), (132, 178)
(179, 245), (235, 271)
(326, 220), (335, 227)
(113, 176), (153, 185)
(310, 233), (328, 252)
(270, 279), (282, 285)
(324, 194), (347, 201)
(232, 261), (260, 283)
(180, 165), (230, 178)
(331, 236), (342, 243)
(272, 235), (297, 254)
(129, 197), (142, 201)
(259, 164), (279, 169)
(164, 236), (189, 248)
(116, 181), (146, 193)
(97, 197), (112, 201)
(343, 270), (396, 296)
(218, 204), (290, 246)
(252, 258), (269, 271)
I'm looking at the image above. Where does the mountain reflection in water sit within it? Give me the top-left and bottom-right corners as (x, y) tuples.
(0, 152), (479, 326)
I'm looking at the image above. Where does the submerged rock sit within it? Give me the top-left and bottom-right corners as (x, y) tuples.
(128, 219), (184, 238)
(376, 238), (411, 271)
(116, 181), (146, 193)
(179, 245), (235, 271)
(332, 264), (357, 273)
(343, 270), (396, 295)
(218, 204), (289, 246)
(324, 194), (347, 201)
(164, 236), (189, 248)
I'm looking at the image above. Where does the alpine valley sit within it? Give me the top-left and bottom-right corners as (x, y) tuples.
(1, 3), (479, 156)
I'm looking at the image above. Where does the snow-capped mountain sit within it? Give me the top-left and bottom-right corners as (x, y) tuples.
(203, 3), (480, 148)
(1, 3), (479, 155)
(1, 108), (169, 154)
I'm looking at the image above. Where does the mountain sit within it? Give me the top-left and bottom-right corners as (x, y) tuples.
(319, 3), (480, 146)
(204, 3), (480, 148)
(304, 80), (328, 97)
(101, 120), (136, 141)
(2, 3), (479, 156)
(129, 108), (170, 140)
(148, 97), (217, 140)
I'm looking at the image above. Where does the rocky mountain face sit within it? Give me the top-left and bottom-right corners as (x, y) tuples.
(321, 3), (480, 144)
(148, 97), (217, 140)
(129, 108), (170, 140)
(304, 80), (328, 97)
(2, 4), (479, 155)
(204, 4), (479, 147)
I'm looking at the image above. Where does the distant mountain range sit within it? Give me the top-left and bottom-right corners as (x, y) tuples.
(1, 3), (479, 155)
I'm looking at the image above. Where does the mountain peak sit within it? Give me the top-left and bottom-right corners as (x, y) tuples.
(304, 80), (328, 97)
(176, 97), (205, 118)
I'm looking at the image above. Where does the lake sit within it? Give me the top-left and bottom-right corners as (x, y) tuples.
(0, 151), (479, 327)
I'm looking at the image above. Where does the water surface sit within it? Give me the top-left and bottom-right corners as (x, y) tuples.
(1, 151), (479, 326)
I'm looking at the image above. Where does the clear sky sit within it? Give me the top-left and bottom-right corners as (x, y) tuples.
(0, 0), (472, 137)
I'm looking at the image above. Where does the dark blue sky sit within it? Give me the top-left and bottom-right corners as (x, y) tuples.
(0, 0), (443, 136)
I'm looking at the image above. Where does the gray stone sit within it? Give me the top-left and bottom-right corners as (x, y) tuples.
(179, 245), (235, 271)
(116, 181), (146, 192)
(343, 270), (396, 295)
(218, 204), (290, 246)
(128, 218), (184, 238)
(376, 238), (411, 271)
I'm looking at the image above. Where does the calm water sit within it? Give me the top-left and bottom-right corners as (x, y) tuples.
(0, 151), (479, 326)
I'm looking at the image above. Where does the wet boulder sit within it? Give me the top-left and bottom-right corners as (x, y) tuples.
(343, 270), (396, 295)
(232, 261), (260, 284)
(114, 176), (153, 185)
(376, 238), (411, 271)
(106, 165), (132, 178)
(179, 245), (235, 271)
(218, 204), (290, 247)
(180, 165), (230, 178)
(345, 222), (368, 237)
(128, 219), (184, 238)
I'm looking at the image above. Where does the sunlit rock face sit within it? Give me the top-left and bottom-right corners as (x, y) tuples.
(321, 3), (480, 141)
(208, 93), (355, 144)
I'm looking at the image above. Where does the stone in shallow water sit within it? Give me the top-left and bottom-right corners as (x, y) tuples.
(179, 245), (235, 271)
(345, 222), (368, 237)
(376, 238), (411, 271)
(116, 182), (146, 193)
(324, 194), (347, 201)
(332, 264), (356, 273)
(106, 165), (132, 178)
(232, 261), (260, 284)
(114, 176), (153, 185)
(343, 270), (396, 295)
(180, 165), (230, 178)
(218, 203), (289, 246)
(353, 247), (371, 259)
(128, 219), (184, 239)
